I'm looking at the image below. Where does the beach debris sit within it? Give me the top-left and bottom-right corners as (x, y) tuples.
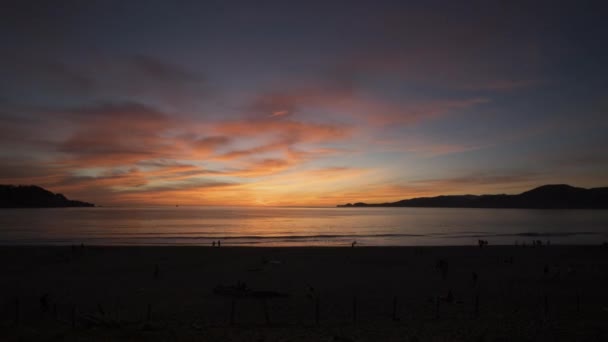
(191, 321), (203, 331)
(214, 281), (249, 297)
(213, 282), (288, 298)
(262, 257), (282, 265)
(77, 312), (129, 329)
(438, 289), (454, 304)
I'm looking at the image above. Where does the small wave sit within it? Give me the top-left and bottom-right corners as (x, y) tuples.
(444, 231), (600, 239)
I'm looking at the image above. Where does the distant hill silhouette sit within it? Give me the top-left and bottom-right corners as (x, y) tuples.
(0, 185), (94, 208)
(338, 184), (608, 209)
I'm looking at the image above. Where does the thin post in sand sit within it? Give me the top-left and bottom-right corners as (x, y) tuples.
(262, 299), (270, 325)
(435, 297), (440, 320)
(474, 292), (480, 317)
(352, 295), (357, 324)
(14, 297), (19, 326)
(314, 295), (320, 325)
(230, 299), (236, 325)
(392, 296), (399, 321)
(146, 303), (152, 322)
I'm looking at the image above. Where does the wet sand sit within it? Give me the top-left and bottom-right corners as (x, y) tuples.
(1, 245), (607, 341)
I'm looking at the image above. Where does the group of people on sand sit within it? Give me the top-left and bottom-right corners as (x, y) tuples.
(211, 240), (221, 247)
(515, 240), (551, 247)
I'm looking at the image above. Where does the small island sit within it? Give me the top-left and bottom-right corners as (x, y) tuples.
(0, 185), (94, 208)
(338, 184), (608, 209)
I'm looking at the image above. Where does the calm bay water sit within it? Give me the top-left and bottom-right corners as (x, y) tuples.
(0, 207), (607, 246)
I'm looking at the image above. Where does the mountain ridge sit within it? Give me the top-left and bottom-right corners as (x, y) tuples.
(338, 184), (608, 209)
(0, 185), (94, 208)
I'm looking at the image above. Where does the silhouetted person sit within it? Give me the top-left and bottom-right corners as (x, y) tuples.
(446, 290), (454, 304)
(40, 293), (49, 313)
(436, 259), (448, 280)
(218, 240), (221, 248)
(212, 241), (216, 247)
(351, 240), (357, 248)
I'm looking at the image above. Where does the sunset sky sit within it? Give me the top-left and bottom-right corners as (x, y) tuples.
(1, 1), (607, 206)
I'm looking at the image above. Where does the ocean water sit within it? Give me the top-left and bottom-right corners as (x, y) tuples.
(0, 207), (607, 246)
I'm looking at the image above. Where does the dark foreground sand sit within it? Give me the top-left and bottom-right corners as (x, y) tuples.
(1, 245), (607, 341)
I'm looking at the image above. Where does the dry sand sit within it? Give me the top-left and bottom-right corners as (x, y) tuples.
(1, 245), (607, 341)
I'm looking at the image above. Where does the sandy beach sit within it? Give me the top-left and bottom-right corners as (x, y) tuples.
(1, 245), (607, 341)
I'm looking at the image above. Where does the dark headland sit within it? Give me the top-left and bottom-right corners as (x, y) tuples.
(338, 184), (608, 209)
(0, 185), (94, 208)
